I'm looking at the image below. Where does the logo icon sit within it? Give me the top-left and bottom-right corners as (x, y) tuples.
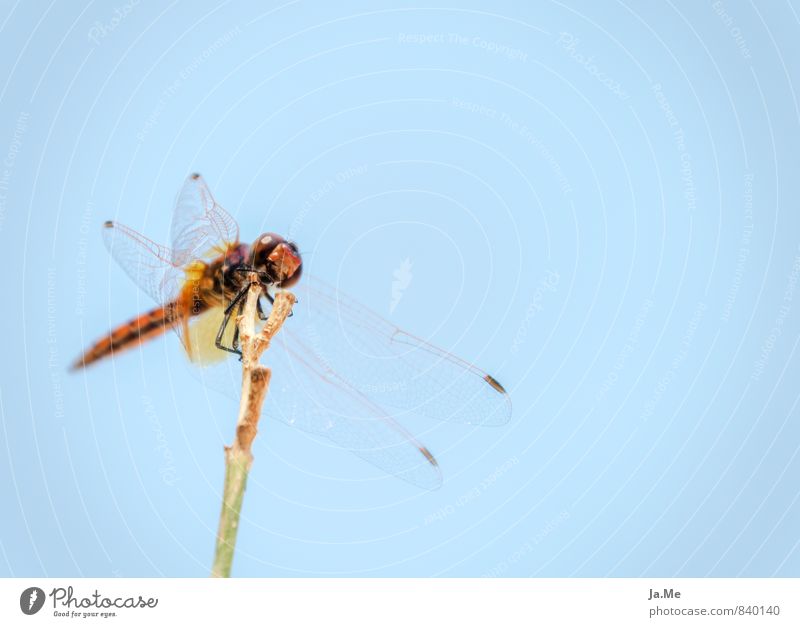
(20, 587), (45, 615)
(390, 258), (413, 314)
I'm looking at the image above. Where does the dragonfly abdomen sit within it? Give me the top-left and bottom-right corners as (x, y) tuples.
(70, 304), (180, 370)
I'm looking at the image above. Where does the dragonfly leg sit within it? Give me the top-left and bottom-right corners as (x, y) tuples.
(256, 296), (269, 321)
(215, 283), (253, 356)
(231, 297), (246, 353)
(223, 283), (251, 316)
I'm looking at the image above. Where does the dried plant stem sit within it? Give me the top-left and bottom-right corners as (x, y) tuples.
(211, 279), (296, 578)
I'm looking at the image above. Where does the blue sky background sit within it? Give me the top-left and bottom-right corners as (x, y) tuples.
(1, 0), (799, 577)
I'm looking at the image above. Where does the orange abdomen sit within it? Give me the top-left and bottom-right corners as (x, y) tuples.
(70, 303), (180, 370)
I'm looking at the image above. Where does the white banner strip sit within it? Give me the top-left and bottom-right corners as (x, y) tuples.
(1, 578), (797, 626)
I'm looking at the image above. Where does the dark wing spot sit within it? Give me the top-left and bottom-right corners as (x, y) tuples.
(419, 446), (439, 467)
(484, 374), (507, 395)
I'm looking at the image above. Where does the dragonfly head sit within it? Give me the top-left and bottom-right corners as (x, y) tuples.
(249, 233), (303, 288)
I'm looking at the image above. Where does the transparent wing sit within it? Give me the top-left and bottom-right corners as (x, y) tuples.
(185, 305), (442, 489)
(171, 173), (239, 266)
(267, 334), (443, 489)
(285, 276), (512, 426)
(103, 174), (242, 357)
(101, 220), (183, 305)
(185, 275), (510, 487)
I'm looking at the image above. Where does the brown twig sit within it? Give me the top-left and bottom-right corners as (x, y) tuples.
(211, 278), (296, 578)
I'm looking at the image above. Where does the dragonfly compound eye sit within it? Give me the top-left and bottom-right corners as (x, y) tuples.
(250, 233), (283, 266)
(250, 233), (303, 286)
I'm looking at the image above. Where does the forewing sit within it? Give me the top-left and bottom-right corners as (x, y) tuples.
(171, 173), (239, 265)
(102, 221), (182, 304)
(286, 276), (512, 426)
(174, 274), (510, 488)
(266, 331), (443, 489)
(180, 295), (443, 489)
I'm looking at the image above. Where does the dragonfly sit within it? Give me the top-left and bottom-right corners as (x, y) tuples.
(71, 174), (511, 488)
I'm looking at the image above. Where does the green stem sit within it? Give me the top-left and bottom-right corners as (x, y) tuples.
(211, 449), (252, 578)
(209, 284), (295, 578)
